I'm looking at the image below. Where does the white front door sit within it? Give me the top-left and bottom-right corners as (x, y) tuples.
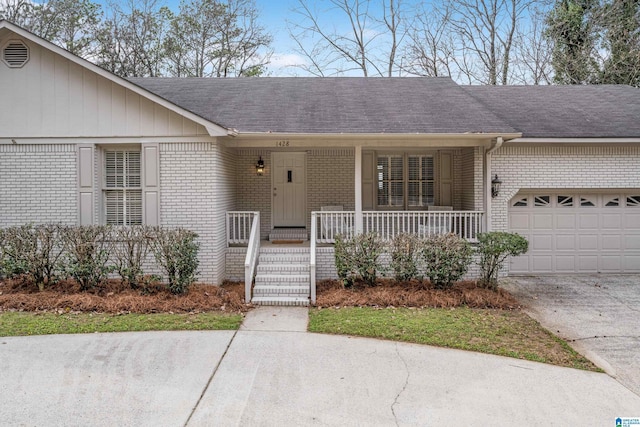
(272, 152), (306, 227)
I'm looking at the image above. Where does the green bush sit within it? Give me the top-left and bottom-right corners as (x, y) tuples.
(421, 233), (473, 289)
(61, 225), (114, 291)
(334, 232), (384, 287)
(476, 232), (529, 290)
(389, 233), (421, 282)
(150, 227), (199, 294)
(112, 225), (153, 289)
(0, 224), (64, 291)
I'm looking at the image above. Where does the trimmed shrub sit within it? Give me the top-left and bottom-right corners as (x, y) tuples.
(389, 233), (421, 282)
(62, 225), (114, 291)
(150, 227), (199, 294)
(0, 224), (64, 290)
(476, 232), (529, 290)
(334, 232), (384, 287)
(421, 233), (473, 289)
(112, 225), (153, 289)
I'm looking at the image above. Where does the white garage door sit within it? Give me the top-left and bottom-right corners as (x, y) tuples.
(509, 193), (640, 273)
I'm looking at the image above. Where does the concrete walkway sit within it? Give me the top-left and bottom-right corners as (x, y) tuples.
(1, 307), (639, 426)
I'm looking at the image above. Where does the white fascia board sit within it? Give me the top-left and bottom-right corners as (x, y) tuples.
(0, 21), (229, 137)
(510, 137), (640, 144)
(0, 136), (217, 144)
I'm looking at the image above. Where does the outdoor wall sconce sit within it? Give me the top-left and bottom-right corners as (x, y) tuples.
(491, 174), (502, 198)
(256, 156), (265, 175)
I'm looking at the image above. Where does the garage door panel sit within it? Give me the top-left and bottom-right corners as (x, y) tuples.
(578, 234), (598, 250)
(579, 214), (599, 229)
(533, 214), (553, 229)
(624, 255), (640, 272)
(555, 256), (576, 272)
(509, 255), (529, 273)
(625, 234), (640, 249)
(601, 214), (622, 229)
(532, 234), (553, 250)
(532, 256), (553, 272)
(555, 234), (575, 250)
(601, 234), (622, 250)
(556, 214), (576, 229)
(599, 255), (621, 271)
(625, 213), (640, 228)
(510, 213), (530, 229)
(578, 255), (599, 272)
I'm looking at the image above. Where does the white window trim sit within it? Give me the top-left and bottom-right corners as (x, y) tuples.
(375, 152), (436, 210)
(100, 145), (143, 226)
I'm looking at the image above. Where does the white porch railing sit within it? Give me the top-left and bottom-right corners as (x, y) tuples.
(227, 211), (259, 245)
(312, 210), (484, 243)
(310, 212), (317, 305)
(243, 212), (261, 303)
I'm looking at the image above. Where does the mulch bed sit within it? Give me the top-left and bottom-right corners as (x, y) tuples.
(315, 279), (521, 309)
(0, 278), (249, 314)
(1, 277), (519, 314)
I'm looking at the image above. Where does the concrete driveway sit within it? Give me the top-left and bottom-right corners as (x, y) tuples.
(1, 307), (639, 426)
(504, 274), (640, 397)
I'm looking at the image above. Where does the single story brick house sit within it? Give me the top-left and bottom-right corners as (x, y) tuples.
(1, 21), (639, 305)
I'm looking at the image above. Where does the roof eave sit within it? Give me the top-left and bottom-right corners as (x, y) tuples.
(509, 137), (640, 144)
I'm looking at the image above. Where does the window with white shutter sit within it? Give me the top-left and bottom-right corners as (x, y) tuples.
(377, 154), (434, 209)
(103, 150), (142, 225)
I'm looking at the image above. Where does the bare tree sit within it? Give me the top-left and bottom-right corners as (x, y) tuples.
(95, 0), (170, 77)
(287, 0), (406, 76)
(511, 5), (553, 84)
(402, 2), (456, 77)
(164, 0), (272, 77)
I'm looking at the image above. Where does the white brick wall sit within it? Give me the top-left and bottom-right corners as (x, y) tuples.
(491, 145), (640, 232)
(0, 144), (77, 226)
(160, 141), (235, 284)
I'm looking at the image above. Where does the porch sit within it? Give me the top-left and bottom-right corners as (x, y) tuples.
(226, 210), (484, 305)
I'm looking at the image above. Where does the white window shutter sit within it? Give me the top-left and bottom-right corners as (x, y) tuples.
(142, 143), (160, 225)
(77, 144), (94, 225)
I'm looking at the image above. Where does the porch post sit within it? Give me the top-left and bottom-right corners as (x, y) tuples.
(355, 145), (363, 233)
(485, 151), (493, 232)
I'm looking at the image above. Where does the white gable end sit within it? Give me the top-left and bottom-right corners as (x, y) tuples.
(0, 31), (213, 139)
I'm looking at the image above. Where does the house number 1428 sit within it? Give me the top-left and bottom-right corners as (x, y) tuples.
(276, 140), (290, 147)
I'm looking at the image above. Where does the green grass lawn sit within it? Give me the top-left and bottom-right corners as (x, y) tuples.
(0, 311), (243, 336)
(309, 307), (600, 371)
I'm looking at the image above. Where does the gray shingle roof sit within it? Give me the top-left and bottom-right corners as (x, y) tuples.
(128, 77), (517, 135)
(463, 85), (640, 138)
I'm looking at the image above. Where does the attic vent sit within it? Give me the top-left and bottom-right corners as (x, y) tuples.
(2, 40), (29, 68)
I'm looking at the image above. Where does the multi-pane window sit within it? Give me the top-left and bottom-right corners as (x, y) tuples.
(103, 150), (142, 225)
(377, 154), (434, 208)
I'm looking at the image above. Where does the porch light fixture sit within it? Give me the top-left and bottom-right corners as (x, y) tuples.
(256, 156), (265, 175)
(491, 174), (502, 198)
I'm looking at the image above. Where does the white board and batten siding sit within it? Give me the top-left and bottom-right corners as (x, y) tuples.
(509, 192), (640, 273)
(0, 38), (208, 138)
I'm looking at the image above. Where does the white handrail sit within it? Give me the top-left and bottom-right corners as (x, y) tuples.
(243, 212), (260, 303)
(310, 212), (317, 304)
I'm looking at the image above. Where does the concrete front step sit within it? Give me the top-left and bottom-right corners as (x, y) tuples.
(258, 254), (310, 264)
(254, 274), (310, 286)
(257, 264), (310, 275)
(253, 285), (310, 297)
(268, 228), (308, 241)
(251, 296), (310, 306)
